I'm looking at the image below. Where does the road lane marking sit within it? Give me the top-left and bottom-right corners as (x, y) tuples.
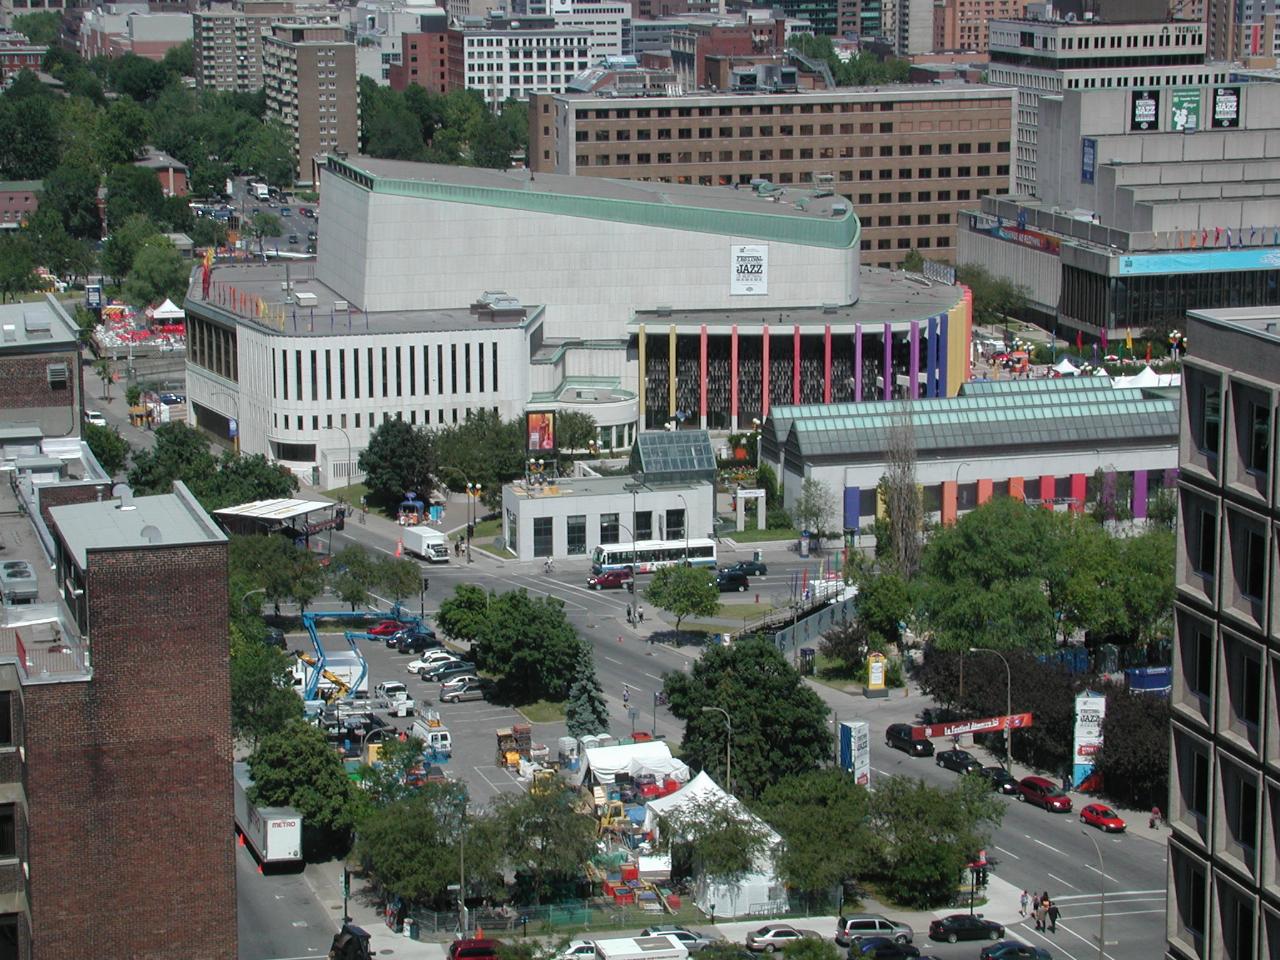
(1021, 924), (1084, 960)
(1082, 862), (1118, 882)
(1064, 909), (1165, 919)
(995, 845), (1021, 860)
(1051, 889), (1165, 901)
(644, 673), (664, 681)
(1046, 873), (1077, 889)
(602, 656), (624, 664)
(1032, 837), (1068, 856)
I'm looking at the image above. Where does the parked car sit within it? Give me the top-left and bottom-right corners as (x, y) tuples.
(936, 749), (983, 775)
(447, 939), (501, 960)
(555, 941), (597, 960)
(885, 723), (934, 757)
(439, 679), (491, 703)
(979, 941), (1052, 960)
(851, 938), (920, 959)
(640, 927), (713, 951)
(836, 914), (914, 947)
(745, 924), (818, 952)
(1080, 802), (1127, 832)
(287, 233), (299, 244)
(425, 661), (477, 682)
(974, 766), (1020, 795)
(716, 569), (749, 593)
(390, 624), (438, 646)
(307, 231), (318, 241)
(927, 915), (1004, 944)
(279, 206), (292, 217)
(407, 651), (462, 674)
(84, 410), (107, 427)
(587, 569), (633, 590)
(369, 620), (412, 636)
(1016, 776), (1072, 812)
(723, 559), (767, 577)
(396, 633), (442, 655)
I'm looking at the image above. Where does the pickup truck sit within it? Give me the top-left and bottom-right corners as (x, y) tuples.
(374, 681), (416, 717)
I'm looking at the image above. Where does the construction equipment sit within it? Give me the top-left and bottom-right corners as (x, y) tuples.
(294, 652), (352, 703)
(495, 723), (532, 768)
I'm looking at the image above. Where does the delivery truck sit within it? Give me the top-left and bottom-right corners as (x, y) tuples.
(250, 181), (270, 200)
(234, 762), (303, 865)
(593, 936), (688, 960)
(402, 525), (450, 562)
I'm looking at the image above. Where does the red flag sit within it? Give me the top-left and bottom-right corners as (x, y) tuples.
(1101, 329), (1109, 352)
(1076, 330), (1083, 352)
(1201, 229), (1208, 247)
(1145, 341), (1152, 363)
(1215, 226), (1222, 245)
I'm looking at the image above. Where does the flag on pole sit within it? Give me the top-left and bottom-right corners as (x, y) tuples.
(1215, 226), (1223, 245)
(1101, 329), (1108, 352)
(1125, 329), (1133, 354)
(1250, 225), (1257, 245)
(1145, 341), (1152, 363)
(1226, 228), (1233, 247)
(1076, 330), (1083, 352)
(1201, 229), (1208, 247)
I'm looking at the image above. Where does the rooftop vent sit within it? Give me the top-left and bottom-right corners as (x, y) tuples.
(655, 306), (672, 317)
(140, 525), (162, 544)
(821, 303), (839, 314)
(831, 203), (849, 217)
(1, 324), (15, 343)
(112, 483), (136, 511)
(23, 313), (51, 338)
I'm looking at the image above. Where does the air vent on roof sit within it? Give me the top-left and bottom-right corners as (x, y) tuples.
(655, 306), (672, 317)
(1, 324), (15, 343)
(46, 362), (68, 388)
(140, 525), (162, 543)
(23, 313), (51, 338)
(112, 483), (136, 511)
(821, 303), (839, 315)
(832, 203), (849, 217)
(333, 301), (348, 312)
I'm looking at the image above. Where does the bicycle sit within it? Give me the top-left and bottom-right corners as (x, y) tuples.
(544, 558), (555, 575)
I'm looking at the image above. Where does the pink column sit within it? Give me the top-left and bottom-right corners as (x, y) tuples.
(793, 325), (801, 404)
(699, 324), (708, 427)
(1039, 475), (1055, 508)
(762, 325), (770, 419)
(823, 324), (832, 404)
(730, 325), (739, 430)
(1069, 473), (1087, 513)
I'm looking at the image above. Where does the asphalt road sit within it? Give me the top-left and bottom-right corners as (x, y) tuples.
(236, 842), (335, 960)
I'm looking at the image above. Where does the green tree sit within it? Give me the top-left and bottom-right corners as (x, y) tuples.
(230, 624), (302, 745)
(94, 357), (113, 399)
(355, 735), (432, 812)
(202, 450), (299, 510)
(83, 422), (130, 476)
(123, 234), (188, 307)
(358, 418), (435, 508)
(660, 793), (771, 885)
(469, 115), (516, 169)
(377, 555), (421, 606)
(1114, 528), (1175, 645)
(12, 11), (62, 45)
(782, 942), (841, 960)
(475, 590), (582, 702)
(493, 779), (597, 903)
(355, 782), (473, 906)
(101, 213), (161, 283)
(663, 636), (831, 799)
(555, 409), (598, 452)
(868, 774), (1003, 909)
(0, 234), (38, 302)
(330, 545), (378, 611)
(248, 720), (357, 857)
(94, 100), (150, 171)
(793, 476), (837, 537)
(358, 77), (426, 160)
(248, 210), (283, 240)
(236, 119), (296, 186)
(878, 408), (923, 577)
(1147, 487), (1178, 531)
(107, 53), (172, 102)
(432, 408), (525, 502)
(43, 162), (102, 239)
(644, 564), (719, 632)
(125, 383), (142, 407)
(1093, 685), (1170, 809)
(0, 90), (60, 180)
(956, 264), (1029, 332)
(564, 644), (610, 738)
(436, 583), (491, 643)
(162, 40), (194, 78)
(901, 248), (925, 272)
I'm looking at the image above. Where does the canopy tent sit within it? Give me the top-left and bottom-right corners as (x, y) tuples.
(582, 741), (690, 785)
(1052, 357), (1080, 376)
(1111, 365), (1180, 389)
(149, 298), (185, 321)
(643, 771), (787, 919)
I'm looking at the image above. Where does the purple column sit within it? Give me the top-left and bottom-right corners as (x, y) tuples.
(1132, 469), (1149, 520)
(883, 322), (893, 400)
(926, 316), (938, 398)
(909, 320), (921, 400)
(939, 314), (949, 397)
(854, 323), (863, 401)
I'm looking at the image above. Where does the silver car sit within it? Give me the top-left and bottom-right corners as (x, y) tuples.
(836, 914), (914, 947)
(641, 927), (714, 952)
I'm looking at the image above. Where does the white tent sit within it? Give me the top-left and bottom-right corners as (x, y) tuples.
(644, 771), (788, 919)
(149, 298), (185, 321)
(582, 740), (690, 785)
(1052, 357), (1080, 376)
(1111, 365), (1180, 389)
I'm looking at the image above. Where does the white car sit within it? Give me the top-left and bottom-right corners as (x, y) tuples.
(84, 410), (107, 427)
(556, 941), (596, 960)
(439, 673), (480, 692)
(406, 652), (460, 674)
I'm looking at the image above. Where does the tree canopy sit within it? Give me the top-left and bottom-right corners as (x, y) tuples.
(472, 590), (583, 703)
(358, 417), (435, 508)
(644, 564), (720, 631)
(248, 720), (357, 857)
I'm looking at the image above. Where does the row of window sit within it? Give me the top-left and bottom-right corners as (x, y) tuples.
(575, 153), (1006, 181)
(272, 405), (499, 434)
(563, 100), (1001, 120)
(529, 509), (686, 557)
(271, 342), (500, 404)
(576, 125), (1006, 150)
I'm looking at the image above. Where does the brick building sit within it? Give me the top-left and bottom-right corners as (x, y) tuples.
(135, 146), (190, 198)
(388, 12), (463, 93)
(932, 0), (1025, 52)
(529, 84), (1015, 267)
(0, 298), (82, 440)
(669, 16), (786, 88)
(0, 180), (40, 230)
(0, 31), (44, 83)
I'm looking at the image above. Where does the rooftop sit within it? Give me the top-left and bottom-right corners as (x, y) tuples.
(506, 474), (708, 500)
(1186, 306), (1280, 344)
(0, 297), (79, 351)
(631, 429), (717, 481)
(49, 481), (226, 568)
(548, 83), (1014, 105)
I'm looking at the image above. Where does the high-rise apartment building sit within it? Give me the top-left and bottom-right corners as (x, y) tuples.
(1206, 0), (1280, 65)
(263, 22), (359, 182)
(530, 83), (1014, 268)
(933, 0), (1025, 52)
(1168, 306), (1280, 960)
(193, 0), (342, 93)
(987, 15), (1208, 193)
(773, 0), (839, 34)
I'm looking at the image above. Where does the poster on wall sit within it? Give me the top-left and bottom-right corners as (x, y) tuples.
(1080, 137), (1097, 184)
(730, 244), (769, 296)
(1211, 86), (1240, 128)
(525, 411), (556, 453)
(1130, 90), (1160, 131)
(1170, 88), (1201, 132)
(1071, 691), (1107, 788)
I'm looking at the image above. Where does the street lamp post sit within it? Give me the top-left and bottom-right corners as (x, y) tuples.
(968, 647), (1013, 768)
(207, 390), (241, 454)
(700, 706), (732, 795)
(465, 483), (482, 564)
(625, 473), (646, 567)
(1081, 829), (1106, 960)
(239, 586), (267, 615)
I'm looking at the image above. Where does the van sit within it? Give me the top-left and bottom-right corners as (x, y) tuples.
(409, 719), (452, 757)
(835, 914), (913, 947)
(593, 935), (689, 960)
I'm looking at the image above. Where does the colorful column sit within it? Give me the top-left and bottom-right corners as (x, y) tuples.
(762, 324), (770, 419)
(977, 478), (993, 505)
(854, 323), (863, 401)
(793, 325), (801, 404)
(823, 324), (832, 404)
(1133, 469), (1149, 520)
(637, 324), (646, 424)
(926, 316), (938, 399)
(1070, 473), (1087, 513)
(909, 321), (921, 400)
(730, 324), (739, 430)
(882, 323), (893, 400)
(1009, 477), (1025, 501)
(941, 481), (958, 525)
(699, 324), (708, 428)
(1039, 475), (1055, 508)
(668, 324), (677, 417)
(939, 313), (949, 397)
(843, 487), (861, 531)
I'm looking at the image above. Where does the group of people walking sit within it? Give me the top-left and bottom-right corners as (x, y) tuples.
(1020, 890), (1060, 934)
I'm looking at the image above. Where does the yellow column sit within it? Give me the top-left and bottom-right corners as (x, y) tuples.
(637, 324), (646, 423)
(668, 324), (677, 416)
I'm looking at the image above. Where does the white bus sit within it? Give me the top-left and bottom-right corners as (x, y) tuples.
(590, 538), (717, 574)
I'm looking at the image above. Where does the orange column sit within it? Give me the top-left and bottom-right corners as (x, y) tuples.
(1009, 477), (1025, 501)
(1039, 475), (1055, 508)
(976, 478), (994, 505)
(1069, 473), (1087, 513)
(941, 481), (958, 525)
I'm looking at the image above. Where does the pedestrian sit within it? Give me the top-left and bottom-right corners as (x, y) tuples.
(626, 603), (633, 624)
(1048, 901), (1060, 933)
(638, 606), (645, 623)
(1149, 805), (1162, 830)
(1019, 890), (1029, 917)
(1034, 902), (1048, 932)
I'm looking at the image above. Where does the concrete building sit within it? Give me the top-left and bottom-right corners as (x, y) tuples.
(0, 0), (62, 30)
(454, 12), (592, 106)
(1167, 306), (1280, 960)
(957, 81), (1280, 341)
(1206, 0), (1280, 66)
(193, 0), (344, 93)
(184, 156), (971, 483)
(352, 0), (438, 85)
(79, 3), (194, 60)
(0, 29), (43, 82)
(668, 15), (787, 88)
(987, 15), (1214, 194)
(387, 5), (460, 91)
(529, 84), (1015, 269)
(0, 180), (40, 230)
(515, 0), (634, 60)
(0, 298), (84, 441)
(774, 0), (838, 34)
(760, 374), (1179, 530)
(263, 21), (359, 183)
(932, 0), (1025, 53)
(894, 0), (933, 55)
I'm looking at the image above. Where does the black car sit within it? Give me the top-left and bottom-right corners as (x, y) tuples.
(391, 626), (438, 650)
(717, 570), (749, 593)
(975, 766), (1020, 795)
(927, 915), (1004, 944)
(397, 633), (442, 655)
(423, 660), (476, 682)
(851, 939), (920, 960)
(936, 749), (983, 775)
(885, 723), (934, 757)
(724, 559), (767, 577)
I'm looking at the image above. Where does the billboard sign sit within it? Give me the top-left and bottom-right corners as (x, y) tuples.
(1211, 86), (1240, 128)
(838, 720), (871, 786)
(86, 283), (102, 310)
(525, 411), (556, 453)
(1130, 90), (1160, 131)
(978, 218), (1062, 255)
(1071, 691), (1106, 787)
(1081, 137), (1096, 184)
(1118, 247), (1280, 276)
(730, 244), (768, 296)
(918, 713), (1034, 740)
(1170, 88), (1201, 132)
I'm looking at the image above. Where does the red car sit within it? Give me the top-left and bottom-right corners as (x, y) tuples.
(448, 939), (501, 960)
(1016, 776), (1072, 812)
(368, 619), (412, 636)
(1080, 803), (1126, 832)
(587, 569), (633, 590)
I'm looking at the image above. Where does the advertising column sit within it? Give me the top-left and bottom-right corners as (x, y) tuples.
(838, 721), (871, 787)
(1071, 691), (1106, 789)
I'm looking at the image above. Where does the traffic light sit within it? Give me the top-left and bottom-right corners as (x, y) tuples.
(976, 867), (988, 887)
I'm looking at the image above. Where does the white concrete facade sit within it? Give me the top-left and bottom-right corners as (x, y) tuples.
(460, 25), (592, 106)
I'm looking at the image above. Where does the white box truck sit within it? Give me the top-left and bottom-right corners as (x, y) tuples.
(409, 718), (453, 757)
(402, 525), (450, 562)
(234, 762), (302, 864)
(594, 936), (688, 960)
(250, 181), (270, 200)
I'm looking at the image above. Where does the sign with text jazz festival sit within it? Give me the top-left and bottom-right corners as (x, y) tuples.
(1130, 90), (1160, 131)
(1211, 86), (1240, 128)
(1072, 691), (1107, 787)
(730, 244), (769, 296)
(916, 713), (1034, 740)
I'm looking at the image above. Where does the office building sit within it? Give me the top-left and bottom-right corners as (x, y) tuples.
(263, 22), (359, 182)
(529, 84), (1015, 269)
(1206, 0), (1280, 65)
(1167, 306), (1280, 960)
(193, 0), (344, 93)
(957, 82), (1280, 341)
(894, 0), (933, 54)
(987, 15), (1211, 194)
(183, 156), (972, 483)
(0, 0), (62, 30)
(517, 0), (633, 59)
(453, 12), (592, 106)
(932, 0), (1025, 52)
(773, 0), (838, 34)
(387, 5), (460, 91)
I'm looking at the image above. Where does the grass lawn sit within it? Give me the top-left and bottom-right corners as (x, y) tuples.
(518, 700), (566, 723)
(472, 517), (501, 538)
(325, 481), (370, 507)
(725, 526), (800, 543)
(811, 652), (863, 692)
